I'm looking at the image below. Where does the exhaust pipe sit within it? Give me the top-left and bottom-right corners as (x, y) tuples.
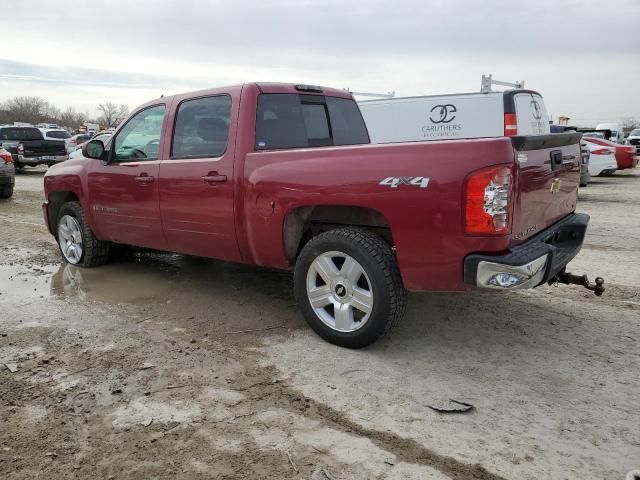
(554, 271), (605, 296)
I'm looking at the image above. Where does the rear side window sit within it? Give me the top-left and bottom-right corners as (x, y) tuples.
(255, 94), (369, 150)
(0, 127), (43, 141)
(172, 95), (231, 158)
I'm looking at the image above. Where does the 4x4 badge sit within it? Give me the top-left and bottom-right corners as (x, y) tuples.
(550, 178), (561, 194)
(379, 177), (430, 189)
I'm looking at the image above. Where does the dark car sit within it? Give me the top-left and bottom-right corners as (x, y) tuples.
(0, 147), (15, 198)
(0, 126), (67, 170)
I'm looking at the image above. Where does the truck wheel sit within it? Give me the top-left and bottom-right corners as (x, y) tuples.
(294, 228), (407, 348)
(56, 201), (110, 267)
(0, 185), (13, 198)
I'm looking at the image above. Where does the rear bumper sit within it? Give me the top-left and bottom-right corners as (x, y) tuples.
(14, 154), (67, 166)
(464, 213), (589, 290)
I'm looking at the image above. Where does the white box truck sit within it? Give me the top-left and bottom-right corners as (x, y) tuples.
(358, 90), (550, 143)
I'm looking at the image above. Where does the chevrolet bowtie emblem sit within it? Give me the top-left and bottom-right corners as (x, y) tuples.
(550, 178), (562, 194)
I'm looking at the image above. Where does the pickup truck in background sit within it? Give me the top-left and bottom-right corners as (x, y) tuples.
(0, 126), (68, 170)
(43, 83), (602, 348)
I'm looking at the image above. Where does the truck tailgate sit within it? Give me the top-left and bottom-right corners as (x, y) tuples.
(510, 133), (582, 243)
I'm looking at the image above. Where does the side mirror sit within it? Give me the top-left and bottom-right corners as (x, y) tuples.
(83, 139), (105, 160)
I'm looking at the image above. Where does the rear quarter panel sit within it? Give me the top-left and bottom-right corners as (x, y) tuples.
(240, 138), (517, 291)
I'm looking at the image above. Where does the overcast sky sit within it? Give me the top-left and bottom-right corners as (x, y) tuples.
(2, 0), (639, 126)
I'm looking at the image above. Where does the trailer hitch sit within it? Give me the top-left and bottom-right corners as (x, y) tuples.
(555, 271), (605, 296)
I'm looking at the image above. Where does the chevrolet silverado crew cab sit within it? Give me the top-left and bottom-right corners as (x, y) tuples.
(43, 83), (601, 348)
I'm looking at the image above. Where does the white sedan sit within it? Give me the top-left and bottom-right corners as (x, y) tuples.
(583, 138), (617, 177)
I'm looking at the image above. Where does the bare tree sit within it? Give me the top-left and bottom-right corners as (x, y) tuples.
(97, 102), (128, 127)
(115, 104), (129, 127)
(2, 96), (48, 124)
(59, 107), (77, 128)
(97, 102), (119, 127)
(622, 117), (639, 130)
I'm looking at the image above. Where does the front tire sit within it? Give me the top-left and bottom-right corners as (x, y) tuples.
(0, 185), (13, 198)
(56, 201), (110, 267)
(294, 228), (407, 348)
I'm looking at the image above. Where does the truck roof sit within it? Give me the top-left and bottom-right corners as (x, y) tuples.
(140, 82), (354, 109)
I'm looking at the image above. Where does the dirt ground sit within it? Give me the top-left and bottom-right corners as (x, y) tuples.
(1, 167), (639, 480)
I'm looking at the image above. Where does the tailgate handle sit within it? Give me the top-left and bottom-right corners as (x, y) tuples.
(550, 150), (563, 171)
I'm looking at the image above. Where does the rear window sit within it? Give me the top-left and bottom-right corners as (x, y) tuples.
(255, 94), (369, 150)
(0, 127), (43, 141)
(514, 93), (550, 136)
(46, 130), (71, 139)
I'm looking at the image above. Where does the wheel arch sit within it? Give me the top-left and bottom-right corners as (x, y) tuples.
(283, 205), (393, 265)
(47, 191), (80, 235)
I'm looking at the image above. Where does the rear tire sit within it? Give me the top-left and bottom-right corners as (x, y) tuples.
(294, 227), (407, 348)
(56, 201), (110, 267)
(0, 185), (13, 198)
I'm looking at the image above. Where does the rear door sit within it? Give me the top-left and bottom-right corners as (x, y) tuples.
(158, 93), (241, 262)
(87, 104), (167, 250)
(510, 133), (582, 243)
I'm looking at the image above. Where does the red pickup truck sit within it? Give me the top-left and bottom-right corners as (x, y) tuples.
(43, 83), (602, 348)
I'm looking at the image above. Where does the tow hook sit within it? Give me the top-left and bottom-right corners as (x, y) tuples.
(555, 271), (605, 296)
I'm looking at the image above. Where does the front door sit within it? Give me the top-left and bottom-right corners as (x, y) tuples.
(88, 104), (168, 250)
(158, 94), (240, 262)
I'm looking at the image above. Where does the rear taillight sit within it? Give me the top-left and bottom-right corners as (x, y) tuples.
(17, 143), (24, 154)
(71, 138), (77, 144)
(504, 113), (517, 137)
(465, 165), (512, 235)
(621, 146), (635, 154)
(591, 148), (612, 155)
(0, 150), (12, 164)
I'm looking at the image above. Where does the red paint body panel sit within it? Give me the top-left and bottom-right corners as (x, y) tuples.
(43, 83), (580, 293)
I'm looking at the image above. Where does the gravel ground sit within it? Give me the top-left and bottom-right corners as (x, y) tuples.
(0, 167), (638, 479)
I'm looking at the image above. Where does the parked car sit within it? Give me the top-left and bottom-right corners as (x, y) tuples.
(68, 132), (111, 159)
(583, 136), (637, 171)
(583, 140), (618, 177)
(626, 128), (640, 155)
(595, 123), (625, 144)
(66, 134), (92, 155)
(551, 125), (590, 187)
(43, 82), (597, 348)
(42, 129), (72, 143)
(358, 89), (550, 143)
(0, 126), (67, 170)
(0, 147), (15, 198)
(579, 141), (591, 187)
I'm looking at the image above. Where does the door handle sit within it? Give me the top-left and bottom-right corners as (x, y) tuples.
(202, 173), (227, 184)
(135, 174), (155, 184)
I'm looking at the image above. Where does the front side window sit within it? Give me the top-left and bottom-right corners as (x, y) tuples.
(255, 94), (369, 150)
(172, 95), (231, 158)
(113, 105), (165, 161)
